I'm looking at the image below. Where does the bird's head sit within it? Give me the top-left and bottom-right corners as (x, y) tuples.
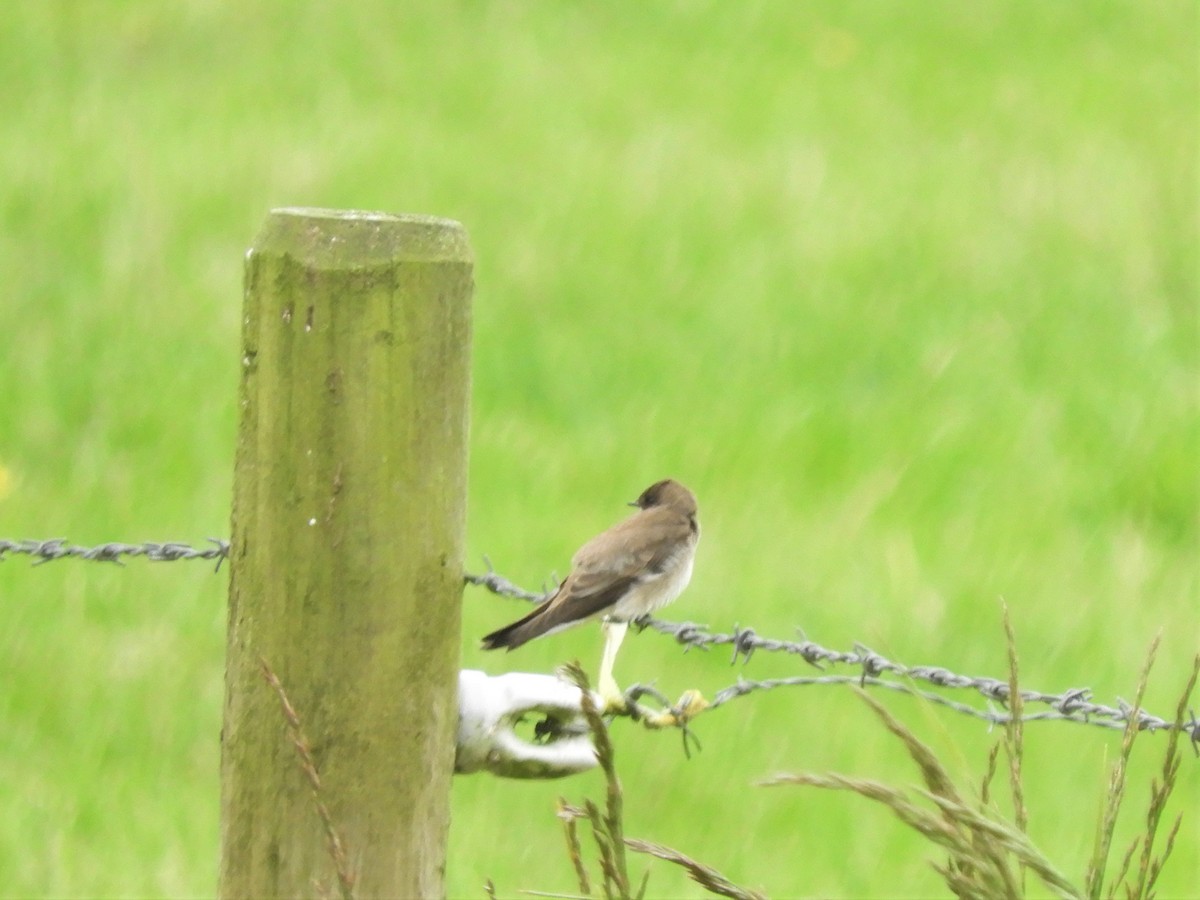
(631, 479), (698, 515)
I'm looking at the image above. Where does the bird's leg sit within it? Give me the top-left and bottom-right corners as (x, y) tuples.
(598, 619), (628, 712)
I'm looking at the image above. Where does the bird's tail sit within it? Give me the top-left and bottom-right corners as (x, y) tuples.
(479, 602), (549, 651)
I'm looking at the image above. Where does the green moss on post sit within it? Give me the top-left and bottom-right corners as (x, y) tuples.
(220, 208), (472, 899)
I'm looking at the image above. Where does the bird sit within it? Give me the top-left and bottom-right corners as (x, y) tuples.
(480, 479), (699, 708)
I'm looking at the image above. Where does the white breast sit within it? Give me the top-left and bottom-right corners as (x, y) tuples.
(609, 549), (695, 621)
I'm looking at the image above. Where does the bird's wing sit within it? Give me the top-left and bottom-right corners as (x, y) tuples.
(565, 506), (692, 606)
(479, 507), (692, 650)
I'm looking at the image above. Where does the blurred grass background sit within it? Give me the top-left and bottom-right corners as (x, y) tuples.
(0, 2), (1196, 897)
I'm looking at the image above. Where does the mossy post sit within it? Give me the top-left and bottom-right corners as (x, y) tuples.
(220, 208), (472, 898)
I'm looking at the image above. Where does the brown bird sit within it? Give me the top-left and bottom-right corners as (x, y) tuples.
(481, 479), (699, 705)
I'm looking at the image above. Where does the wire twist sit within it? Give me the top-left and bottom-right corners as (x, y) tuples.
(0, 537), (230, 571)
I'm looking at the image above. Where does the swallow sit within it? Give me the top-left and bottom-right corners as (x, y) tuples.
(481, 479), (699, 705)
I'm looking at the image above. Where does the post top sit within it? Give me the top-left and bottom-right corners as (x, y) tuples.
(250, 207), (473, 268)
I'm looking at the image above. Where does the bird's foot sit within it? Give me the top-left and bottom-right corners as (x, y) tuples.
(642, 689), (709, 729)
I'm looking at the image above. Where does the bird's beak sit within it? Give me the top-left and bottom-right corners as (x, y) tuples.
(627, 500), (639, 508)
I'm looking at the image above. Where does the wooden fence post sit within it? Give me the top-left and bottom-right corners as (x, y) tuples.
(220, 208), (473, 898)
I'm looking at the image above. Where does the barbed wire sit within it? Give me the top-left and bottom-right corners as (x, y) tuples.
(465, 561), (1200, 749)
(0, 537), (230, 571)
(4, 540), (1194, 747)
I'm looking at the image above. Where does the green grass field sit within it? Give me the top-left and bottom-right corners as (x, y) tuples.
(1, 2), (1196, 897)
